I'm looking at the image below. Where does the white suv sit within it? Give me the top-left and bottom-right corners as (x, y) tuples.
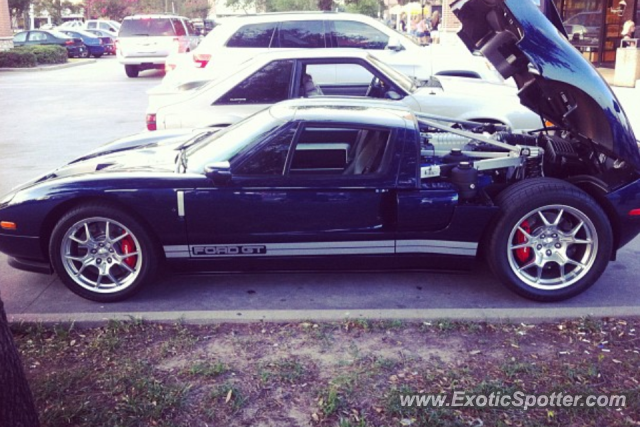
(117, 14), (200, 78)
(163, 12), (503, 87)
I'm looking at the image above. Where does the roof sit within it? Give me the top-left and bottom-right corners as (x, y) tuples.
(269, 98), (415, 129)
(217, 12), (381, 24)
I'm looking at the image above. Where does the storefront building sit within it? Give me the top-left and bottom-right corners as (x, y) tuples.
(556, 0), (639, 66)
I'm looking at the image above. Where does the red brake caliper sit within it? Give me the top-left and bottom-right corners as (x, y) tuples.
(120, 234), (137, 268)
(515, 220), (532, 263)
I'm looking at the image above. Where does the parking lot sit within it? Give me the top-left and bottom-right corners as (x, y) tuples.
(1, 57), (640, 322)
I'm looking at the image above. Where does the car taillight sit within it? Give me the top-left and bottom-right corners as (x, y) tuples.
(65, 40), (74, 45)
(146, 114), (157, 131)
(193, 53), (211, 68)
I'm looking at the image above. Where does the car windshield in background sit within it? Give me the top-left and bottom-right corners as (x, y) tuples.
(119, 18), (175, 37)
(49, 30), (72, 39)
(367, 54), (416, 92)
(187, 109), (285, 171)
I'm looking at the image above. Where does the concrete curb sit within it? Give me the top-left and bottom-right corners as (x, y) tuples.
(9, 306), (640, 326)
(0, 59), (96, 72)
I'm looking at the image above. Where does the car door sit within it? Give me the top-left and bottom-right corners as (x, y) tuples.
(26, 31), (51, 46)
(183, 122), (401, 258)
(13, 31), (27, 46)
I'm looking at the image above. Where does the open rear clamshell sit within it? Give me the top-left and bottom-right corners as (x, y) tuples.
(451, 0), (640, 171)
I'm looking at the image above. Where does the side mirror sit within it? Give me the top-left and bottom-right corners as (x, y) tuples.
(385, 90), (402, 100)
(204, 161), (232, 184)
(386, 37), (404, 52)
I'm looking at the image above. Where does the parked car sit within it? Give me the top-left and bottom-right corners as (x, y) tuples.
(84, 29), (116, 55)
(2, 0), (640, 304)
(162, 12), (504, 87)
(116, 14), (201, 78)
(146, 49), (539, 131)
(85, 19), (121, 33)
(56, 20), (84, 30)
(12, 30), (87, 58)
(60, 29), (106, 58)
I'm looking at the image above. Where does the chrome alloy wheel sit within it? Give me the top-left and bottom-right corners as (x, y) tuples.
(506, 205), (598, 290)
(60, 217), (143, 293)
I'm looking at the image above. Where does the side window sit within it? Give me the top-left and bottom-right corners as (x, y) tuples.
(185, 20), (196, 35)
(289, 127), (391, 176)
(226, 23), (277, 48)
(235, 127), (296, 175)
(275, 20), (325, 48)
(88, 22), (97, 29)
(173, 18), (186, 36)
(13, 32), (27, 42)
(332, 21), (389, 50)
(216, 60), (294, 105)
(334, 63), (374, 85)
(28, 32), (47, 41)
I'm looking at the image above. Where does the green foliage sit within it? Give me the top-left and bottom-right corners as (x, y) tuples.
(344, 0), (380, 18)
(182, 0), (210, 19)
(15, 45), (68, 64)
(0, 50), (37, 68)
(8, 0), (31, 16)
(225, 0), (334, 12)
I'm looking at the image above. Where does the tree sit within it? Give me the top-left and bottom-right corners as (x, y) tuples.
(225, 0), (333, 13)
(183, 0), (209, 19)
(84, 0), (136, 20)
(8, 0), (30, 17)
(344, 0), (379, 18)
(0, 296), (40, 427)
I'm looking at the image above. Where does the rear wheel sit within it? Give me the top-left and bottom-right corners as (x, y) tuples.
(79, 49), (89, 58)
(49, 204), (158, 302)
(486, 178), (612, 301)
(125, 64), (139, 78)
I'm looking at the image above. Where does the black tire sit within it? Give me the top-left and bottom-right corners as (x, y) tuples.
(125, 64), (139, 78)
(486, 178), (612, 302)
(49, 204), (158, 302)
(80, 49), (89, 58)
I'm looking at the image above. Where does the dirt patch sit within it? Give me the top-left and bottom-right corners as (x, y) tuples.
(11, 317), (640, 427)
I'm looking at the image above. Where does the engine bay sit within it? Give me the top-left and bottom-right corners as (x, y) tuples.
(415, 113), (635, 203)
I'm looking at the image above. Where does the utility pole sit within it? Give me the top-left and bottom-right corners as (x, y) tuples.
(0, 0), (13, 51)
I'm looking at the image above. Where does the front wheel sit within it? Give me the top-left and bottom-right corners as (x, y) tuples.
(79, 49), (89, 58)
(49, 204), (158, 302)
(486, 178), (613, 302)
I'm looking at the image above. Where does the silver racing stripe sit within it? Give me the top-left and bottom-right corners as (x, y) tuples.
(164, 240), (477, 258)
(396, 240), (478, 256)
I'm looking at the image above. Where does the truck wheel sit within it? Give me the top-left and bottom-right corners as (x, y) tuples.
(486, 178), (612, 301)
(125, 65), (139, 78)
(49, 204), (158, 302)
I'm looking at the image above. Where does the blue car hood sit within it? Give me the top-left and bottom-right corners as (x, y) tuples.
(452, 0), (640, 170)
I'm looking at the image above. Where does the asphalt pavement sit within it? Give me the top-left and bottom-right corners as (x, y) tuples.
(1, 57), (639, 323)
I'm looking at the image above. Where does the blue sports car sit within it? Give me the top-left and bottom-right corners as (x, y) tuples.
(60, 29), (106, 58)
(2, 0), (640, 303)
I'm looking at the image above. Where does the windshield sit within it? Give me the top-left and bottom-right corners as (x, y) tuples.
(367, 54), (416, 93)
(187, 109), (285, 172)
(119, 18), (175, 37)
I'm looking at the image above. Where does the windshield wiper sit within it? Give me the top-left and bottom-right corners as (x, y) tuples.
(175, 130), (217, 173)
(177, 130), (217, 150)
(175, 149), (188, 173)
